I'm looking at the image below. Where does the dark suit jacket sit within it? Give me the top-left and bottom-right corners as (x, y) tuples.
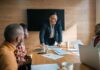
(39, 20), (62, 45)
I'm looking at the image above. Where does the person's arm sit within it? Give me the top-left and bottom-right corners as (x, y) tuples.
(39, 24), (46, 45)
(57, 22), (62, 45)
(1, 53), (18, 70)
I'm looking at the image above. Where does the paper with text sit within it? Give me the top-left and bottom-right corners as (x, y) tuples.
(42, 53), (63, 60)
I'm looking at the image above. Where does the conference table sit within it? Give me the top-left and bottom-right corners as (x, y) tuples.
(27, 45), (94, 70)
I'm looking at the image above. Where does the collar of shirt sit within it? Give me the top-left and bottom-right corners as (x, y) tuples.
(50, 23), (55, 28)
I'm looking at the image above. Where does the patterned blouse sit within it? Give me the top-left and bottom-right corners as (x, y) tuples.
(14, 42), (27, 64)
(94, 36), (100, 47)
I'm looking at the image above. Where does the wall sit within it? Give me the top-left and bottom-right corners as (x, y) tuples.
(0, 0), (95, 49)
(96, 0), (100, 24)
(77, 0), (96, 44)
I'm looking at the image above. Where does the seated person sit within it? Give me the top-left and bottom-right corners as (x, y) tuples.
(89, 24), (100, 47)
(0, 24), (24, 70)
(14, 23), (32, 70)
(39, 12), (62, 48)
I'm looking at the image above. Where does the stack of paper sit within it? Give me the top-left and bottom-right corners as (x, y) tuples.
(46, 45), (57, 50)
(72, 51), (80, 56)
(53, 48), (69, 55)
(42, 53), (63, 60)
(46, 45), (69, 55)
(31, 64), (59, 70)
(67, 49), (79, 52)
(67, 49), (80, 56)
(70, 40), (84, 50)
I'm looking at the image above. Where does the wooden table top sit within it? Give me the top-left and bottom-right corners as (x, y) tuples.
(28, 46), (94, 70)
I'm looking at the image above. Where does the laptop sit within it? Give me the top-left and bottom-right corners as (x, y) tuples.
(79, 46), (100, 70)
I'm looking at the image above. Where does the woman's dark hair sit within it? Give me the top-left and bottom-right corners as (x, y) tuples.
(20, 23), (29, 39)
(95, 24), (100, 36)
(20, 23), (27, 29)
(20, 23), (27, 30)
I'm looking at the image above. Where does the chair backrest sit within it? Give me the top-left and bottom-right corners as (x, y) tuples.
(79, 46), (100, 69)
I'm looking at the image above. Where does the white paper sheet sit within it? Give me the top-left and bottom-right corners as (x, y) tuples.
(53, 48), (70, 55)
(67, 49), (79, 52)
(46, 45), (70, 55)
(42, 53), (63, 60)
(70, 40), (84, 50)
(31, 63), (74, 70)
(31, 64), (59, 70)
(67, 49), (80, 56)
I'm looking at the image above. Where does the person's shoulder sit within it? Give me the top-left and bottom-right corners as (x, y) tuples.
(0, 46), (11, 56)
(0, 47), (12, 62)
(56, 20), (61, 25)
(0, 44), (7, 52)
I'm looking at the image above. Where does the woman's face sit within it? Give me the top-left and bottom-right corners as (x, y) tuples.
(49, 14), (58, 25)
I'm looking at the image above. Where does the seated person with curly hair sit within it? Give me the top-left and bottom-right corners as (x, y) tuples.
(89, 24), (100, 48)
(14, 23), (32, 70)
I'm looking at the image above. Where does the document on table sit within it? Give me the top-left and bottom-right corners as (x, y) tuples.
(53, 48), (70, 55)
(46, 45), (57, 50)
(71, 51), (80, 56)
(42, 53), (63, 60)
(67, 49), (79, 52)
(31, 64), (59, 70)
(46, 45), (70, 55)
(67, 49), (80, 56)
